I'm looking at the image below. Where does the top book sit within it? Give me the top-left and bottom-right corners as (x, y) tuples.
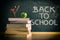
(8, 18), (30, 24)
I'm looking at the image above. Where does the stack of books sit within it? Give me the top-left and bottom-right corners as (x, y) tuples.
(6, 18), (31, 38)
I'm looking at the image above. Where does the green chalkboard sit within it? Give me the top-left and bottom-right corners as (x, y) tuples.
(6, 0), (60, 32)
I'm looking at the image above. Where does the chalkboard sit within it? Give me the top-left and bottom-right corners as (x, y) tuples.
(6, 0), (60, 32)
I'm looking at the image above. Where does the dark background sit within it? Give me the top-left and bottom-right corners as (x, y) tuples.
(0, 0), (60, 32)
